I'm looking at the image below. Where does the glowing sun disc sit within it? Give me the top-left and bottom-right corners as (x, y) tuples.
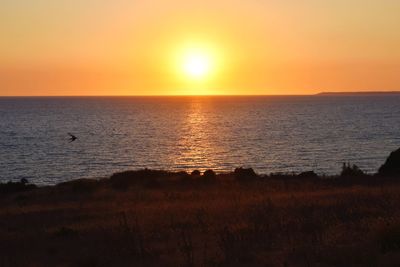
(184, 54), (210, 78)
(181, 49), (214, 80)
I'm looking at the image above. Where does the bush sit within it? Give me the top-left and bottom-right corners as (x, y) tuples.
(176, 171), (189, 177)
(109, 169), (164, 190)
(201, 170), (217, 184)
(340, 163), (365, 177)
(191, 170), (201, 176)
(298, 171), (318, 179)
(0, 179), (37, 194)
(57, 179), (98, 194)
(234, 167), (258, 182)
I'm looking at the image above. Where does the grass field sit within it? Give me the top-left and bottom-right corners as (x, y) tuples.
(1, 169), (400, 267)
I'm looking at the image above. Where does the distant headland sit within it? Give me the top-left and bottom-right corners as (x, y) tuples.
(317, 91), (400, 96)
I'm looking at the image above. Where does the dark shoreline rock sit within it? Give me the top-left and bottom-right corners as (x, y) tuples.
(379, 148), (400, 176)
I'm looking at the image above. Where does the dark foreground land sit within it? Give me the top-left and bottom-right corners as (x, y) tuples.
(1, 165), (400, 267)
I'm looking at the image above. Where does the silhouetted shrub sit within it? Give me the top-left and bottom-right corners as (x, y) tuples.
(298, 171), (318, 179)
(176, 171), (189, 177)
(191, 170), (201, 176)
(57, 178), (98, 194)
(234, 167), (258, 182)
(201, 170), (217, 184)
(378, 148), (400, 177)
(0, 179), (37, 194)
(340, 163), (365, 177)
(109, 169), (165, 190)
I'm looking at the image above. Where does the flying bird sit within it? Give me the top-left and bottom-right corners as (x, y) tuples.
(68, 133), (77, 143)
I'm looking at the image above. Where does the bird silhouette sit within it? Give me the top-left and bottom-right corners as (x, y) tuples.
(68, 133), (77, 143)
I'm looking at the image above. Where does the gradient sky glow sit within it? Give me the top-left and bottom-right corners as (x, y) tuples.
(1, 0), (399, 96)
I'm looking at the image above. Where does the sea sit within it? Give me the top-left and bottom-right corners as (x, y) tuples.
(1, 95), (400, 185)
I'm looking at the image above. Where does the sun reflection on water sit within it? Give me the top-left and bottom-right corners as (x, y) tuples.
(173, 99), (221, 171)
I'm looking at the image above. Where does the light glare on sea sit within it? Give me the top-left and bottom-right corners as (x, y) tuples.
(1, 95), (400, 185)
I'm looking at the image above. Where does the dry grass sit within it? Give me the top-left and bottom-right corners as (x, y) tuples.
(0, 171), (400, 267)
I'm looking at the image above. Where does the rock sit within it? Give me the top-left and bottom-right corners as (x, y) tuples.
(378, 148), (400, 176)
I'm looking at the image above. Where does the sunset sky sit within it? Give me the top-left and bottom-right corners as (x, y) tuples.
(1, 0), (399, 96)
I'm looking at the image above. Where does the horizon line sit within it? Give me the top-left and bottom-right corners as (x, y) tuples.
(1, 91), (400, 98)
(0, 94), (312, 98)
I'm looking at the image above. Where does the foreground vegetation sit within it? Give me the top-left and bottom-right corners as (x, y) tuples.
(1, 165), (400, 267)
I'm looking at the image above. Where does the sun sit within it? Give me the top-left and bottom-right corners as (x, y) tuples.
(170, 41), (222, 94)
(176, 43), (216, 81)
(183, 52), (210, 79)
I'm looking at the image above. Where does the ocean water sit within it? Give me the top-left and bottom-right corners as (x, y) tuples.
(1, 95), (400, 185)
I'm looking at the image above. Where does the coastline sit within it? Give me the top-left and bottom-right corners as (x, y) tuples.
(1, 149), (400, 266)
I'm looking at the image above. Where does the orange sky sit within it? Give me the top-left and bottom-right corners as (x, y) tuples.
(1, 0), (399, 96)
